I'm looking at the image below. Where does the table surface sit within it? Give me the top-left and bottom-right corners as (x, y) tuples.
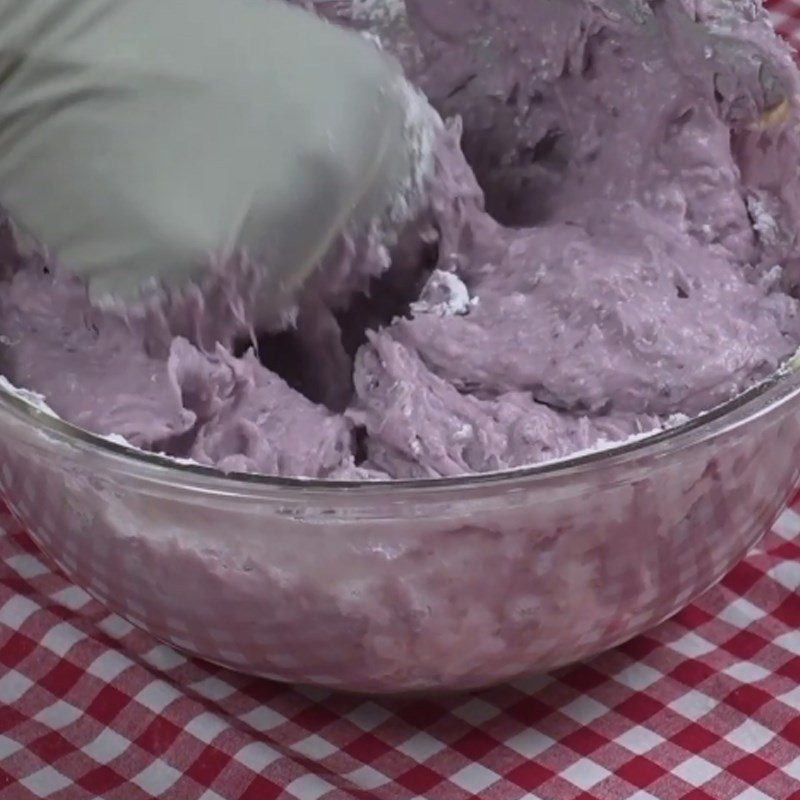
(2, 4), (800, 799)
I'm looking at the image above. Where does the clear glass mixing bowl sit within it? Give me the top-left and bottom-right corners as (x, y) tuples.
(0, 366), (798, 693)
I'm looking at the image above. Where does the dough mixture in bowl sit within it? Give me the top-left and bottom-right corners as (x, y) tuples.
(2, 0), (800, 480)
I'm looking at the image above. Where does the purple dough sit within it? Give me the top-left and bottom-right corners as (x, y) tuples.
(2, 0), (800, 480)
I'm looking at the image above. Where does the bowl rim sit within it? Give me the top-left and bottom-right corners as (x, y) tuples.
(1, 359), (799, 495)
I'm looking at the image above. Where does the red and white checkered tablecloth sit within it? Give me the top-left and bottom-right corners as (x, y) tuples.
(772, 0), (800, 40)
(2, 4), (800, 799)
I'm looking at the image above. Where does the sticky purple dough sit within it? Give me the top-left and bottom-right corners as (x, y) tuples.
(2, 0), (800, 480)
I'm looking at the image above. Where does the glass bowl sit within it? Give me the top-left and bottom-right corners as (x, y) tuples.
(0, 364), (798, 693)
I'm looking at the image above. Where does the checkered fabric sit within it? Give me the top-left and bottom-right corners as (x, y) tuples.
(1, 499), (798, 800)
(771, 0), (800, 41)
(2, 2), (800, 798)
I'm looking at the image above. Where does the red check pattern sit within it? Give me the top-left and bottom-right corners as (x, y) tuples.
(2, 3), (800, 797)
(1, 500), (798, 800)
(771, 0), (800, 42)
